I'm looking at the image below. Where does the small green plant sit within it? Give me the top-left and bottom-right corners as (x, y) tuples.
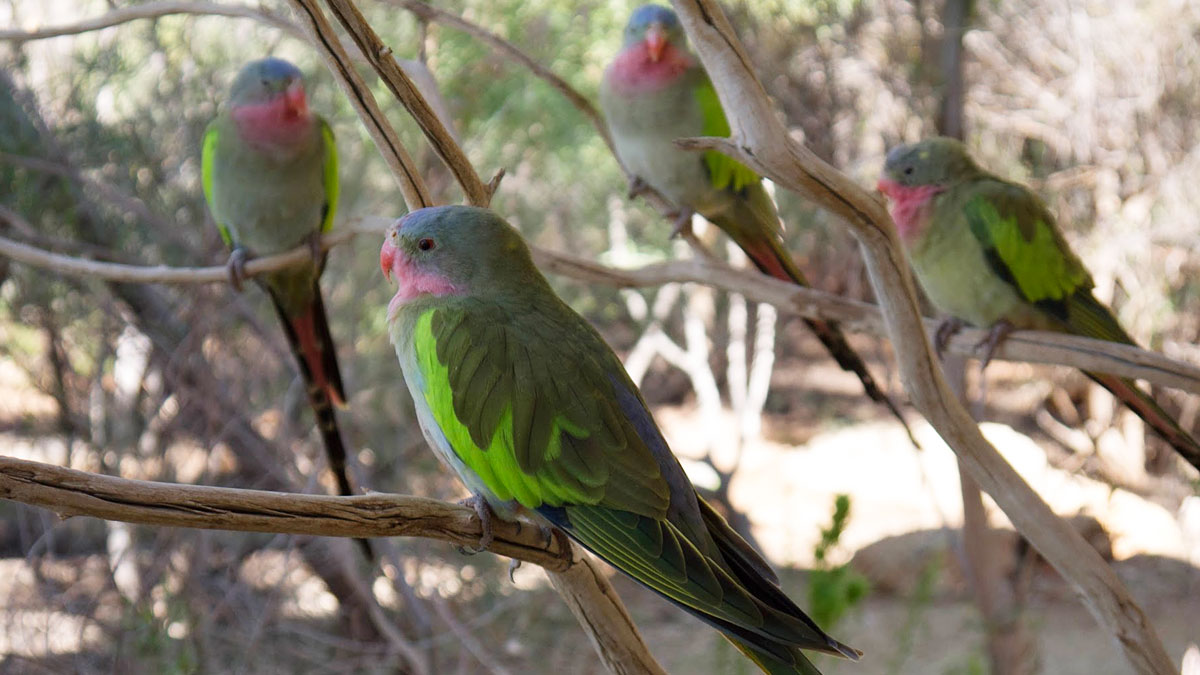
(807, 494), (870, 630)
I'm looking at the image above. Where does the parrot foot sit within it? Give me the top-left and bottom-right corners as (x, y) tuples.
(933, 316), (966, 359)
(977, 320), (1015, 370)
(542, 524), (573, 563)
(668, 209), (696, 239)
(225, 247), (250, 292)
(627, 176), (650, 199)
(507, 558), (521, 582)
(457, 494), (496, 554)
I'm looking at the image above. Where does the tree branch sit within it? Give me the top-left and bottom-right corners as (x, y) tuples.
(385, 0), (615, 159)
(322, 0), (490, 206)
(0, 455), (570, 570)
(669, 1), (1175, 672)
(0, 0), (307, 42)
(0, 453), (668, 673)
(2, 215), (1197, 394)
(287, 0), (433, 210)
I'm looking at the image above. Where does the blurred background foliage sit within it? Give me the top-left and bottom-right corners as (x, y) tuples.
(1, 0), (1199, 673)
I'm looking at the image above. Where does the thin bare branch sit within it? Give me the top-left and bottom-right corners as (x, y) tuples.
(322, 0), (490, 206)
(2, 210), (1197, 393)
(532, 248), (1200, 395)
(670, 1), (1175, 672)
(0, 0), (306, 42)
(286, 0), (433, 210)
(386, 0), (615, 158)
(0, 217), (362, 284)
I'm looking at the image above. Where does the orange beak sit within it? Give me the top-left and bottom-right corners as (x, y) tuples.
(284, 79), (309, 118)
(645, 24), (667, 62)
(380, 238), (396, 282)
(876, 177), (901, 200)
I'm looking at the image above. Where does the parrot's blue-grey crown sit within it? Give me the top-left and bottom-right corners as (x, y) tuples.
(625, 4), (680, 41)
(882, 137), (978, 187)
(230, 57), (305, 104)
(629, 4), (678, 28)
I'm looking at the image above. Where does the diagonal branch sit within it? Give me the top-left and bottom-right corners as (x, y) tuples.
(322, 0), (490, 206)
(287, 0), (432, 210)
(669, 1), (1175, 673)
(385, 0), (615, 158)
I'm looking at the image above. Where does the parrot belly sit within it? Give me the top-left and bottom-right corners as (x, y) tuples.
(208, 127), (327, 255)
(909, 213), (1053, 330)
(603, 82), (728, 215)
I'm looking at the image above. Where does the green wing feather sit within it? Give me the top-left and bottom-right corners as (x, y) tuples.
(200, 122), (233, 246)
(693, 77), (759, 193)
(411, 300), (852, 665)
(412, 302), (670, 515)
(963, 180), (1135, 342)
(319, 118), (339, 233)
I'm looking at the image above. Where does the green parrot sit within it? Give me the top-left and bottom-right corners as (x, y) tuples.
(201, 59), (359, 503)
(381, 206), (861, 675)
(600, 4), (911, 438)
(878, 136), (1200, 472)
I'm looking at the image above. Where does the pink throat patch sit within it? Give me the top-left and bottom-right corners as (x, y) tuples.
(386, 254), (460, 319)
(231, 96), (313, 150)
(878, 180), (945, 241)
(606, 42), (693, 94)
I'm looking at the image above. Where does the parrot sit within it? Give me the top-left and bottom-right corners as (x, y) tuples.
(381, 205), (862, 675)
(877, 136), (1200, 472)
(201, 59), (363, 514)
(600, 4), (913, 440)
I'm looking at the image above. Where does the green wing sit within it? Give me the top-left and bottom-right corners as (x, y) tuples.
(200, 122), (233, 247)
(412, 301), (670, 515)
(964, 180), (1092, 315)
(963, 180), (1135, 341)
(318, 118), (339, 233)
(693, 77), (759, 193)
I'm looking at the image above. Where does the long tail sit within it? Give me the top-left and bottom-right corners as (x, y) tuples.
(267, 283), (373, 560)
(711, 208), (918, 447)
(1086, 371), (1200, 472)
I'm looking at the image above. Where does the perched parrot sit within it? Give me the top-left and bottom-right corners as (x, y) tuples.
(878, 136), (1200, 472)
(600, 4), (912, 438)
(201, 59), (360, 505)
(381, 206), (861, 675)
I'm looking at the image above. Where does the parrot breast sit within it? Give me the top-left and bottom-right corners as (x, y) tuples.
(878, 179), (944, 242)
(231, 95), (315, 153)
(605, 41), (693, 95)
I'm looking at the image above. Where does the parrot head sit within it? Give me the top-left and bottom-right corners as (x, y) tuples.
(622, 4), (686, 63)
(227, 58), (312, 146)
(877, 137), (980, 240)
(381, 206), (543, 316)
(878, 137), (979, 191)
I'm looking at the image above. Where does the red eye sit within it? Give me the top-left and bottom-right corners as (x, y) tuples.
(417, 238), (436, 251)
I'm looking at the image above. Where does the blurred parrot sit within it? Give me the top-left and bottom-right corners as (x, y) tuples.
(201, 58), (361, 507)
(381, 205), (861, 675)
(600, 4), (912, 439)
(878, 136), (1200, 472)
